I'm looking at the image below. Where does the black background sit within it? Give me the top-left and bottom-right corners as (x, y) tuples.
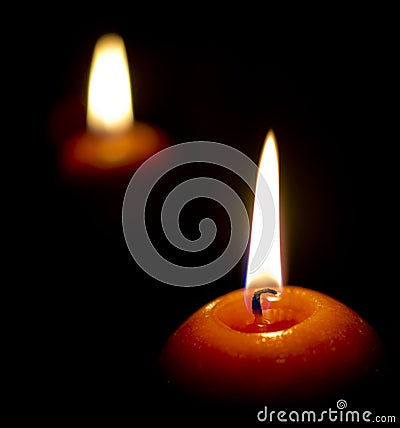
(25, 7), (398, 425)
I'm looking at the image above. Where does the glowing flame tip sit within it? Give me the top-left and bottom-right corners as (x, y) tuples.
(87, 33), (134, 134)
(245, 130), (283, 311)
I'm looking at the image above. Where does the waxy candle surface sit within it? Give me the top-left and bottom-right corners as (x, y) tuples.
(61, 122), (167, 177)
(159, 286), (381, 405)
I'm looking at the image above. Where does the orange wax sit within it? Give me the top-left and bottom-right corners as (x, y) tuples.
(60, 122), (169, 180)
(159, 286), (382, 405)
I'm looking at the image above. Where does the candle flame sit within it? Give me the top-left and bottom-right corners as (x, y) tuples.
(245, 130), (283, 312)
(87, 33), (134, 134)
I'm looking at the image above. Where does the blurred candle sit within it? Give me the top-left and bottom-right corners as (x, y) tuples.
(59, 33), (169, 181)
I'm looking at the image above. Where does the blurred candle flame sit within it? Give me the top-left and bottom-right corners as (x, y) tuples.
(245, 130), (283, 312)
(87, 33), (134, 134)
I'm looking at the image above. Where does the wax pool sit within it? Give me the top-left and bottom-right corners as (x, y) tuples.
(159, 286), (382, 405)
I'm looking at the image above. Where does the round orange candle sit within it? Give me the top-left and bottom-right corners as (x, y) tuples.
(59, 33), (169, 180)
(159, 286), (381, 405)
(158, 131), (381, 406)
(61, 121), (168, 179)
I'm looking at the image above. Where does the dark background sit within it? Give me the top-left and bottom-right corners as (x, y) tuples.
(27, 8), (398, 425)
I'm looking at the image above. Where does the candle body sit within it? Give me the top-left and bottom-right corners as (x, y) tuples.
(159, 286), (381, 405)
(60, 122), (169, 180)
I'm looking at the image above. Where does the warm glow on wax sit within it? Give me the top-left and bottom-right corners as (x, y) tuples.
(245, 130), (283, 310)
(87, 33), (134, 134)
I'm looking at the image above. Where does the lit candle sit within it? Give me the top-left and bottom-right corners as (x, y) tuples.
(60, 33), (169, 180)
(159, 131), (382, 406)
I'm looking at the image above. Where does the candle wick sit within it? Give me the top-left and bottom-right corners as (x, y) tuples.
(252, 288), (278, 325)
